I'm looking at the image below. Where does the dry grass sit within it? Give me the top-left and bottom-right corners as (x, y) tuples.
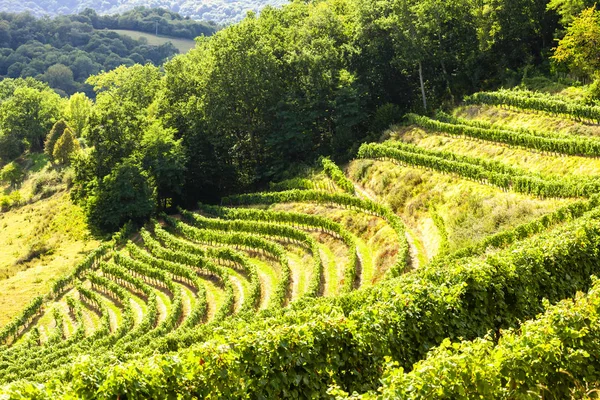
(455, 104), (600, 137)
(100, 29), (196, 54)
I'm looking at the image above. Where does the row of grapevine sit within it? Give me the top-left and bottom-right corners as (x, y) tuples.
(443, 196), (600, 262)
(465, 90), (600, 123)
(152, 223), (261, 313)
(407, 113), (600, 156)
(435, 110), (591, 140)
(198, 204), (360, 293)
(0, 296), (44, 345)
(165, 216), (292, 309)
(366, 276), (600, 398)
(7, 208), (600, 397)
(358, 142), (600, 198)
(98, 261), (160, 342)
(0, 245), (110, 345)
(321, 157), (356, 194)
(222, 189), (410, 277)
(181, 209), (324, 299)
(136, 232), (230, 323)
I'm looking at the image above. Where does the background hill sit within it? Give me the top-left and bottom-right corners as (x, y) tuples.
(0, 0), (288, 25)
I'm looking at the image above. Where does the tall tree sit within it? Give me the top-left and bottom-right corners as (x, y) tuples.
(0, 86), (63, 152)
(139, 122), (187, 209)
(553, 6), (600, 79)
(53, 127), (80, 165)
(44, 120), (68, 158)
(86, 159), (155, 234)
(64, 92), (93, 137)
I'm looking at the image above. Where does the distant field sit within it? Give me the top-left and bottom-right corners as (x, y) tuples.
(101, 29), (197, 53)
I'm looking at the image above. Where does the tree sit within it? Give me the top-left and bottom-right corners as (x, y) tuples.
(0, 132), (24, 164)
(553, 6), (600, 80)
(86, 64), (163, 108)
(0, 86), (63, 152)
(42, 64), (76, 95)
(64, 93), (92, 137)
(0, 162), (24, 189)
(86, 159), (155, 233)
(53, 128), (80, 165)
(547, 0), (596, 25)
(139, 122), (187, 209)
(44, 120), (68, 157)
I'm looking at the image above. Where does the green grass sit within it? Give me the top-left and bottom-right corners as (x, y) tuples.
(226, 269), (250, 312)
(250, 258), (279, 310)
(100, 29), (196, 54)
(286, 251), (310, 300)
(204, 279), (224, 321)
(318, 243), (339, 297)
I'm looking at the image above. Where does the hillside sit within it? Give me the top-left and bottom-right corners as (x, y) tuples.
(4, 0), (600, 397)
(3, 89), (600, 397)
(0, 154), (98, 327)
(0, 0), (287, 25)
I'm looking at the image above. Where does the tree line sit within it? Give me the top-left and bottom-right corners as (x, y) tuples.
(0, 8), (212, 96)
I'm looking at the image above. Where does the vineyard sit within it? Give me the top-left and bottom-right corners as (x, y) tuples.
(3, 91), (600, 398)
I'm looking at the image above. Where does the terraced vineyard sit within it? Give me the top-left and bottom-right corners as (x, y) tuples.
(4, 90), (600, 398)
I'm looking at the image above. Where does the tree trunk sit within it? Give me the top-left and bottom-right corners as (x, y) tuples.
(418, 60), (427, 110)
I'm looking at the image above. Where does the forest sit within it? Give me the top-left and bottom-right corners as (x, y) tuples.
(0, 7), (215, 96)
(0, 0), (288, 25)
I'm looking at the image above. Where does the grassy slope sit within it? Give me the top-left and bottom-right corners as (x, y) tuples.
(101, 29), (196, 53)
(347, 159), (569, 260)
(0, 159), (98, 328)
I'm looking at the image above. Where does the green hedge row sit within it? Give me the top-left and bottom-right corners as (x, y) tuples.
(361, 277), (600, 399)
(5, 207), (600, 397)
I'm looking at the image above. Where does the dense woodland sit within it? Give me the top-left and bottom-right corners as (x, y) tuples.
(0, 0), (599, 234)
(0, 0), (287, 25)
(0, 8), (214, 96)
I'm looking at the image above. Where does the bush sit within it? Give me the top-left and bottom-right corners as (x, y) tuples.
(0, 162), (24, 188)
(32, 169), (61, 195)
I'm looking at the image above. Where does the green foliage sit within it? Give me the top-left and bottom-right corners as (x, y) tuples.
(370, 277), (600, 398)
(321, 157), (356, 195)
(0, 161), (24, 188)
(548, 0), (597, 26)
(63, 93), (92, 137)
(0, 10), (199, 95)
(86, 159), (155, 233)
(5, 206), (600, 396)
(0, 85), (63, 153)
(139, 122), (187, 209)
(0, 132), (23, 165)
(553, 6), (600, 80)
(52, 128), (80, 165)
(43, 120), (68, 158)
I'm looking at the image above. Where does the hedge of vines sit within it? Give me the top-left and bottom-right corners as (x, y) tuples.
(4, 207), (600, 397)
(465, 89), (600, 123)
(407, 113), (600, 156)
